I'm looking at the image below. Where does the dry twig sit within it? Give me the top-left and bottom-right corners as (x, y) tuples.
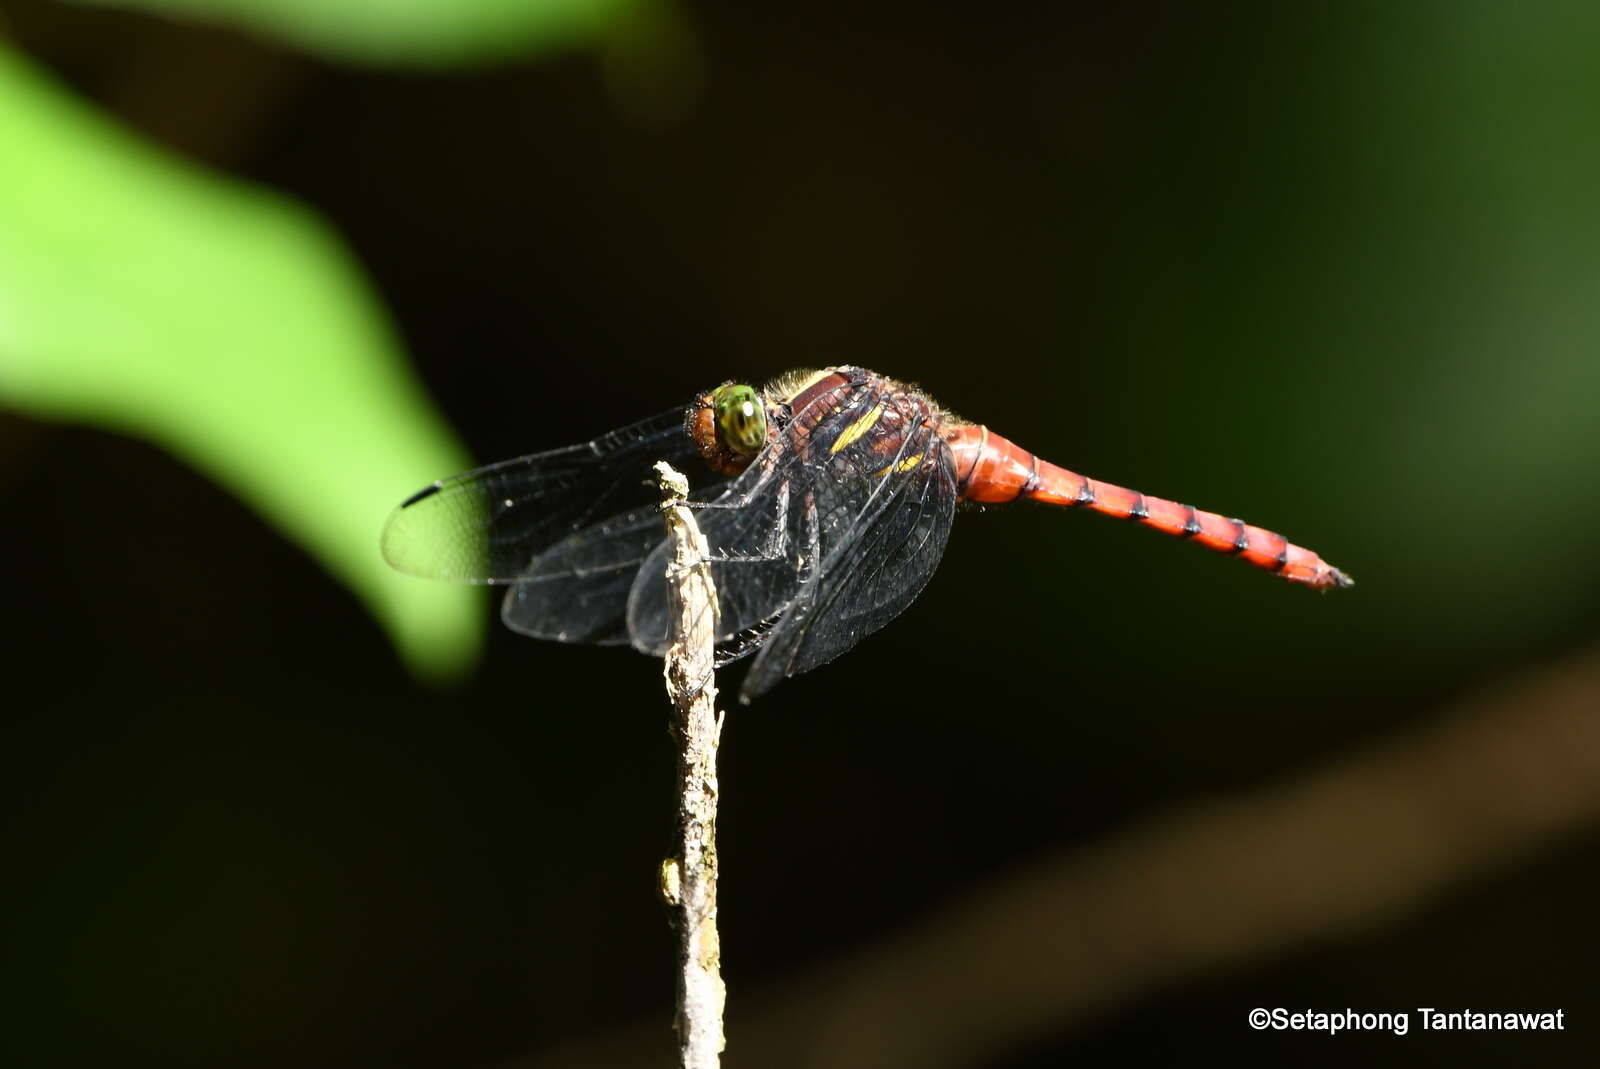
(653, 461), (726, 1069)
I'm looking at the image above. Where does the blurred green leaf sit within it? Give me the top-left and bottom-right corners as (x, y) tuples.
(0, 46), (483, 681)
(74, 0), (652, 66)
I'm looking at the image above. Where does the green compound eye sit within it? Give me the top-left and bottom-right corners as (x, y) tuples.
(713, 383), (767, 456)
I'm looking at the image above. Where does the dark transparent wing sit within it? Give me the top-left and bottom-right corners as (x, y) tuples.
(740, 434), (956, 700)
(380, 406), (697, 583)
(626, 374), (955, 677)
(499, 503), (676, 646)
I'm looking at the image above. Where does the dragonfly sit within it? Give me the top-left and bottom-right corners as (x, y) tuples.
(382, 366), (1351, 701)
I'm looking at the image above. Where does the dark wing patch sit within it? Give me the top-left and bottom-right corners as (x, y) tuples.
(499, 504), (670, 644)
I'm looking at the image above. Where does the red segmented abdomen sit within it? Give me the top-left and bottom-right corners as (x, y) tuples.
(943, 424), (1353, 589)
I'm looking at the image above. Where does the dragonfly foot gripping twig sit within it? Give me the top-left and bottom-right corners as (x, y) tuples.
(653, 461), (726, 1069)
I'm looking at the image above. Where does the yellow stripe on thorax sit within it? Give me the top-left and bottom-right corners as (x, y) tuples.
(874, 452), (923, 477)
(830, 402), (886, 454)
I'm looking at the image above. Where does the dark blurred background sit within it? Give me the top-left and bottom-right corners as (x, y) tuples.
(3, 1), (1598, 1066)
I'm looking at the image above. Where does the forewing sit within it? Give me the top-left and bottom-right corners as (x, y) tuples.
(384, 405), (727, 647)
(380, 406), (695, 583)
(740, 435), (956, 700)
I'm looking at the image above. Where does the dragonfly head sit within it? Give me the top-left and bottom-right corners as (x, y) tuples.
(688, 382), (770, 475)
(715, 384), (767, 454)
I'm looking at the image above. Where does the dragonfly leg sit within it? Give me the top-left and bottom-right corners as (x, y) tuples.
(697, 476), (817, 574)
(690, 474), (795, 568)
(682, 451), (787, 513)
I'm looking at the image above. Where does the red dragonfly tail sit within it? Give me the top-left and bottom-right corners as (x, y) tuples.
(945, 425), (1352, 589)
